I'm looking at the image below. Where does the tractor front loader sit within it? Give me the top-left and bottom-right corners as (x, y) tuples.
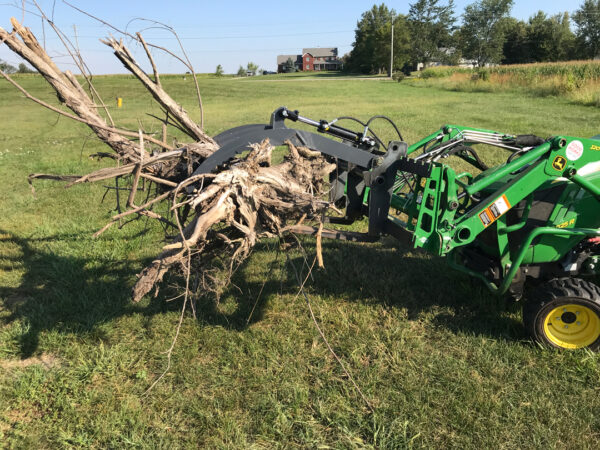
(198, 107), (600, 351)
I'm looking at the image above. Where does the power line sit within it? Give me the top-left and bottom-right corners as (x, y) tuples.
(54, 45), (354, 55)
(34, 29), (354, 41)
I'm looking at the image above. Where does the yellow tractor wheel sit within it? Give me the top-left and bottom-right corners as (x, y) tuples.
(524, 278), (600, 351)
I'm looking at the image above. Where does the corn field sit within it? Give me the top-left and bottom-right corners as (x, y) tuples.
(415, 61), (600, 107)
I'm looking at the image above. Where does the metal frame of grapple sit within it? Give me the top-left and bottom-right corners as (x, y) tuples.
(389, 126), (600, 297)
(193, 107), (414, 242)
(194, 107), (600, 299)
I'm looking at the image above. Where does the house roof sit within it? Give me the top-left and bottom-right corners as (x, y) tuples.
(277, 54), (301, 65)
(302, 47), (338, 58)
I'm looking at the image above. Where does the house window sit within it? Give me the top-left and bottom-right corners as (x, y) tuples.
(306, 57), (309, 61)
(306, 64), (310, 70)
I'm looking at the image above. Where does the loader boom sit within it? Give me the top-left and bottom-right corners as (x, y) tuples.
(202, 107), (600, 306)
(201, 107), (600, 350)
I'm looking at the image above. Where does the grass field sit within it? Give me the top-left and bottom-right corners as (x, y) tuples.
(1, 73), (600, 448)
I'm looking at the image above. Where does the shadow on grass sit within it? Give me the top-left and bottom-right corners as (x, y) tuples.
(193, 238), (525, 343)
(0, 230), (525, 358)
(0, 229), (181, 358)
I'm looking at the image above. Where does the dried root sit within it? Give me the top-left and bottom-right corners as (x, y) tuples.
(0, 14), (336, 305)
(132, 140), (336, 302)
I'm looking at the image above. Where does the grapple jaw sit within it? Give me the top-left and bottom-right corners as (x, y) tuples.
(189, 107), (413, 244)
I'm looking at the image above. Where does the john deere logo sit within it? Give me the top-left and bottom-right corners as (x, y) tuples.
(592, 145), (600, 151)
(552, 156), (567, 171)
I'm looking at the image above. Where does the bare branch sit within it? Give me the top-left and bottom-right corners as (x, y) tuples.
(101, 37), (214, 145)
(137, 32), (160, 87)
(0, 18), (147, 161)
(63, 1), (206, 129)
(0, 69), (173, 152)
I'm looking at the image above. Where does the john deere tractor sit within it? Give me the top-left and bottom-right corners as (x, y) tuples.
(197, 107), (600, 350)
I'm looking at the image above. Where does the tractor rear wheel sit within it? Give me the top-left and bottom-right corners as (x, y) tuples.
(524, 278), (600, 351)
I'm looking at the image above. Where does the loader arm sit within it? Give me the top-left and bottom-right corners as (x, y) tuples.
(197, 108), (600, 297)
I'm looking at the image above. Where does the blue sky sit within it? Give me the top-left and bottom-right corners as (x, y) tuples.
(0, 1), (583, 74)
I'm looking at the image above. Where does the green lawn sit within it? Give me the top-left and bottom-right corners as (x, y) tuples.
(1, 74), (600, 448)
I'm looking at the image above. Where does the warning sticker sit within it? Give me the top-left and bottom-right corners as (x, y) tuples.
(489, 195), (510, 219)
(479, 195), (512, 227)
(566, 140), (584, 161)
(479, 210), (493, 227)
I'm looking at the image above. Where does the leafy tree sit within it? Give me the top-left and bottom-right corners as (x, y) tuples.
(573, 0), (600, 59)
(526, 12), (575, 62)
(236, 65), (246, 77)
(460, 0), (514, 67)
(246, 62), (259, 76)
(215, 64), (224, 77)
(284, 57), (297, 73)
(17, 63), (35, 73)
(502, 18), (529, 64)
(346, 4), (411, 75)
(408, 0), (457, 68)
(0, 59), (16, 73)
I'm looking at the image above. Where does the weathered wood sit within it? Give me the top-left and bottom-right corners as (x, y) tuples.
(0, 19), (146, 161)
(132, 140), (335, 302)
(1, 18), (335, 306)
(102, 37), (216, 146)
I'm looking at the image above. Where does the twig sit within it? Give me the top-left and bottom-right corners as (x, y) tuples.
(102, 36), (211, 143)
(316, 222), (324, 269)
(142, 249), (190, 397)
(137, 32), (160, 87)
(30, 1), (115, 127)
(286, 253), (375, 414)
(127, 130), (144, 207)
(59, 3), (207, 132)
(162, 111), (168, 144)
(141, 156), (200, 395)
(93, 189), (173, 237)
(27, 173), (80, 195)
(140, 173), (177, 187)
(246, 242), (281, 325)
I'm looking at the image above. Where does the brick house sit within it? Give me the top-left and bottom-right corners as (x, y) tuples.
(277, 47), (342, 73)
(302, 48), (342, 71)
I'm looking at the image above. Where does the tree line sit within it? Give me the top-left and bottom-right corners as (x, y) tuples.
(345, 0), (600, 75)
(0, 59), (36, 73)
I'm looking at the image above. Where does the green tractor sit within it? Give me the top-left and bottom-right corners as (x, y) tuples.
(200, 107), (600, 350)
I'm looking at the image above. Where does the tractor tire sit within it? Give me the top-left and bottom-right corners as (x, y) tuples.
(523, 278), (600, 351)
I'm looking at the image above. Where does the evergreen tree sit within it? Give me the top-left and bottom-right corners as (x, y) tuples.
(408, 0), (457, 68)
(502, 18), (529, 64)
(236, 65), (246, 77)
(215, 64), (224, 77)
(284, 57), (296, 73)
(346, 4), (411, 75)
(526, 12), (575, 62)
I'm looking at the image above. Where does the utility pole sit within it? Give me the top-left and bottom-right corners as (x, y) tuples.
(390, 12), (394, 78)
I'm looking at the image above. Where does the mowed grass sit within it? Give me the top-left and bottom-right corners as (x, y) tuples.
(1, 73), (600, 448)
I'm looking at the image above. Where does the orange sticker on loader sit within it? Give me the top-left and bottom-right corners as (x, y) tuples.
(479, 195), (512, 228)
